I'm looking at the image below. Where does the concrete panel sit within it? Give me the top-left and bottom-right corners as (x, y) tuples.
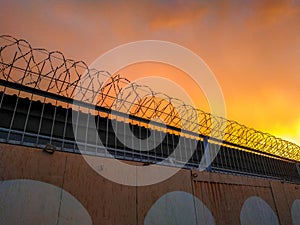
(282, 183), (300, 225)
(270, 181), (292, 225)
(240, 196), (279, 225)
(0, 179), (92, 225)
(282, 182), (300, 206)
(0, 143), (66, 187)
(137, 168), (194, 225)
(144, 190), (215, 225)
(192, 171), (277, 225)
(62, 154), (137, 225)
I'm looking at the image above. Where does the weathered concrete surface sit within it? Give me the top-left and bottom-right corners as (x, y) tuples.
(137, 168), (193, 225)
(0, 143), (66, 187)
(62, 154), (137, 225)
(192, 171), (277, 225)
(0, 143), (300, 225)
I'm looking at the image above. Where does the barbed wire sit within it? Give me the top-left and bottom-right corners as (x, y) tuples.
(0, 34), (299, 161)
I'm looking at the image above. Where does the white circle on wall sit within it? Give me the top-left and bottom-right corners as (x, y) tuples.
(240, 196), (279, 225)
(144, 191), (215, 225)
(291, 199), (300, 225)
(0, 179), (92, 225)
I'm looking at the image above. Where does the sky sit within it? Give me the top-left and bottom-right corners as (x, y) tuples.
(0, 0), (300, 145)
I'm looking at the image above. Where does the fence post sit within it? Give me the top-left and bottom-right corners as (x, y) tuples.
(203, 137), (212, 172)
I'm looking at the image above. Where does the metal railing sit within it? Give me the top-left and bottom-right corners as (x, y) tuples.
(0, 89), (299, 182)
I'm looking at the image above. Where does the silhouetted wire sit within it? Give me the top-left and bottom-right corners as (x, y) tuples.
(0, 34), (299, 161)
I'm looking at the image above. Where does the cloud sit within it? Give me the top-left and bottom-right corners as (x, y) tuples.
(145, 1), (208, 30)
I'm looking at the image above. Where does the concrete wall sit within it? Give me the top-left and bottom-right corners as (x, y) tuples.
(0, 143), (299, 225)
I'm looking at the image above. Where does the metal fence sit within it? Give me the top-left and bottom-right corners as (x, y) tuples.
(0, 35), (300, 183)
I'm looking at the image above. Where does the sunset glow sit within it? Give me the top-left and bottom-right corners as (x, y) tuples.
(1, 0), (299, 145)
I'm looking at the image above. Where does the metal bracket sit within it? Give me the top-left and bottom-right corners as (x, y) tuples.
(43, 143), (56, 154)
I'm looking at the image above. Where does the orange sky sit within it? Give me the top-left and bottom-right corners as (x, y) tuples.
(1, 0), (300, 145)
